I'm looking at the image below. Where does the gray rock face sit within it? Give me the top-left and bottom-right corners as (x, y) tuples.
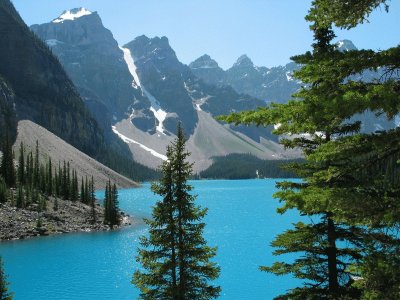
(0, 77), (17, 142)
(124, 35), (198, 136)
(31, 9), (146, 121)
(191, 54), (300, 104)
(0, 1), (104, 156)
(189, 55), (227, 86)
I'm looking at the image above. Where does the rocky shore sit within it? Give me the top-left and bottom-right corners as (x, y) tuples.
(0, 197), (131, 241)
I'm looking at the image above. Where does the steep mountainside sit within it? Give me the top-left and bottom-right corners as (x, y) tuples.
(14, 120), (138, 189)
(30, 8), (288, 172)
(0, 1), (103, 156)
(0, 76), (17, 142)
(124, 35), (276, 142)
(30, 9), (148, 134)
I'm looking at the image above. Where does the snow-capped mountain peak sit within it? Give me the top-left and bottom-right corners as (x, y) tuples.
(52, 7), (92, 23)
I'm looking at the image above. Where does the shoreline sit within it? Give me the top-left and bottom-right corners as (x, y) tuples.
(0, 197), (134, 242)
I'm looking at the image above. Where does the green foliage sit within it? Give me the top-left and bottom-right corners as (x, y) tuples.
(0, 135), (15, 188)
(0, 176), (7, 203)
(200, 154), (300, 179)
(306, 0), (390, 29)
(220, 12), (400, 296)
(0, 256), (13, 300)
(133, 124), (220, 299)
(103, 181), (120, 227)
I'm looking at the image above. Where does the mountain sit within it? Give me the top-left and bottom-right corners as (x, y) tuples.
(0, 1), (104, 156)
(189, 40), (357, 104)
(190, 40), (396, 132)
(31, 9), (289, 172)
(30, 8), (147, 139)
(0, 1), (157, 181)
(0, 76), (17, 142)
(14, 120), (138, 189)
(190, 54), (300, 104)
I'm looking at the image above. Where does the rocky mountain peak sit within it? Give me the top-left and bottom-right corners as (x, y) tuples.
(336, 39), (357, 52)
(52, 7), (93, 23)
(233, 54), (254, 68)
(189, 54), (220, 69)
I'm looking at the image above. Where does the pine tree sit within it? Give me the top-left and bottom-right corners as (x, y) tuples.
(221, 26), (369, 299)
(17, 142), (25, 185)
(33, 141), (39, 188)
(0, 256), (13, 300)
(0, 135), (15, 188)
(0, 177), (7, 204)
(103, 181), (120, 227)
(111, 183), (119, 226)
(16, 186), (24, 209)
(80, 177), (85, 203)
(90, 176), (96, 224)
(47, 158), (52, 195)
(133, 124), (220, 299)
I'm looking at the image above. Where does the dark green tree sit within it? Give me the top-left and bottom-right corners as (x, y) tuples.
(220, 25), (373, 299)
(47, 157), (53, 195)
(103, 180), (120, 227)
(90, 176), (96, 224)
(33, 140), (39, 188)
(16, 186), (24, 209)
(17, 142), (25, 185)
(133, 125), (220, 300)
(0, 256), (13, 300)
(0, 176), (7, 204)
(0, 135), (15, 187)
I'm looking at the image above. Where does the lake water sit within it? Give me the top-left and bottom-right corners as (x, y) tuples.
(0, 179), (301, 299)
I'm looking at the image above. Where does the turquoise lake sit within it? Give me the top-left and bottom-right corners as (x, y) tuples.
(0, 179), (301, 299)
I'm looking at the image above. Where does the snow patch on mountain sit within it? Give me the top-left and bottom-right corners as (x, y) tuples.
(53, 8), (92, 23)
(119, 47), (140, 89)
(45, 39), (62, 47)
(120, 46), (167, 134)
(112, 126), (167, 160)
(286, 71), (293, 81)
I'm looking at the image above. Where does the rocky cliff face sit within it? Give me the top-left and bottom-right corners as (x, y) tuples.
(124, 35), (199, 136)
(29, 9), (296, 172)
(191, 54), (300, 104)
(0, 77), (17, 142)
(30, 8), (148, 136)
(0, 1), (104, 156)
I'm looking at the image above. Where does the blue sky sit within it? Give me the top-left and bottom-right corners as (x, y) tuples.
(12, 0), (400, 69)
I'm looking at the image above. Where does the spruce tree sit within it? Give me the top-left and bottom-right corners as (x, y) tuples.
(0, 256), (13, 300)
(133, 124), (220, 299)
(33, 141), (39, 188)
(17, 142), (25, 185)
(0, 177), (7, 204)
(16, 186), (24, 209)
(220, 26), (371, 299)
(0, 135), (15, 188)
(47, 158), (52, 195)
(90, 176), (96, 224)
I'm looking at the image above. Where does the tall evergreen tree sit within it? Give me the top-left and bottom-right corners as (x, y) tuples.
(90, 176), (96, 224)
(133, 124), (220, 300)
(0, 176), (7, 204)
(0, 135), (15, 188)
(220, 25), (373, 299)
(33, 140), (39, 188)
(0, 256), (13, 300)
(103, 180), (120, 227)
(17, 142), (25, 185)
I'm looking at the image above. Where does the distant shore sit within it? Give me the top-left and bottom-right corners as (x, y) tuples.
(0, 197), (132, 241)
